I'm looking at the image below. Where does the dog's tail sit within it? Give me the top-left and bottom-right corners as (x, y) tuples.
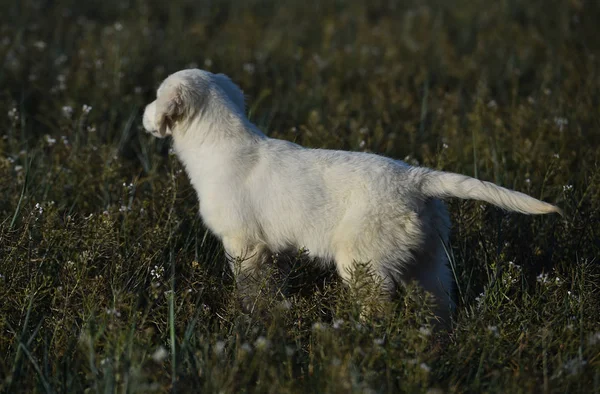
(417, 169), (563, 216)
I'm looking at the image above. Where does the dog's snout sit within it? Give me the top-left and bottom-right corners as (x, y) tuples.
(142, 102), (157, 132)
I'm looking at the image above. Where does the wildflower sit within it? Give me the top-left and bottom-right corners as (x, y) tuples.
(373, 338), (384, 346)
(82, 104), (92, 114)
(151, 346), (168, 363)
(312, 322), (326, 331)
(587, 332), (600, 346)
(563, 358), (587, 376)
(33, 41), (47, 50)
(553, 153), (560, 159)
(254, 336), (270, 350)
(61, 136), (69, 146)
(54, 54), (68, 66)
(442, 143), (449, 149)
(87, 125), (96, 133)
(359, 140), (366, 148)
(420, 363), (431, 373)
(563, 184), (573, 192)
(150, 265), (164, 280)
(554, 117), (568, 132)
(62, 106), (73, 119)
(114, 22), (123, 31)
(332, 319), (344, 329)
(240, 343), (252, 354)
(475, 292), (485, 304)
(106, 308), (121, 317)
(537, 272), (549, 284)
(214, 341), (225, 356)
(419, 327), (432, 337)
(14, 165), (23, 172)
(8, 107), (19, 122)
(487, 325), (500, 337)
(278, 299), (292, 310)
(44, 135), (57, 146)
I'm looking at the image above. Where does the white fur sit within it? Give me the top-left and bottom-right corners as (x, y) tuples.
(143, 69), (562, 320)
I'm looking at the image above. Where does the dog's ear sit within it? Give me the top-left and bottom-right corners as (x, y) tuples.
(214, 73), (246, 114)
(155, 83), (183, 137)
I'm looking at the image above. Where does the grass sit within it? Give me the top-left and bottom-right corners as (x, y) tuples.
(1, 0), (599, 392)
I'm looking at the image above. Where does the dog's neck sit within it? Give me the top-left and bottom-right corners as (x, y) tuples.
(171, 109), (265, 197)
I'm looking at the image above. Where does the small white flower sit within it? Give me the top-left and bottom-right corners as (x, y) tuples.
(312, 322), (326, 331)
(563, 358), (587, 376)
(214, 341), (225, 356)
(419, 327), (431, 337)
(359, 140), (366, 148)
(240, 342), (252, 354)
(82, 104), (92, 114)
(554, 117), (568, 132)
(151, 346), (168, 363)
(14, 165), (23, 172)
(563, 184), (573, 192)
(254, 336), (270, 350)
(332, 319), (344, 329)
(8, 107), (19, 122)
(487, 325), (500, 337)
(419, 362), (431, 373)
(44, 135), (57, 146)
(553, 153), (560, 159)
(442, 143), (449, 149)
(587, 332), (600, 346)
(114, 22), (123, 31)
(285, 346), (295, 356)
(373, 338), (384, 346)
(33, 41), (47, 50)
(537, 272), (549, 284)
(62, 106), (73, 119)
(278, 299), (292, 310)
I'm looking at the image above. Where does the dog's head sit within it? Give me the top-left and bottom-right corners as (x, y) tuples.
(143, 69), (246, 138)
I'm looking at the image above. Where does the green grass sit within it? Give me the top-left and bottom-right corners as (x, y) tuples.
(1, 0), (599, 392)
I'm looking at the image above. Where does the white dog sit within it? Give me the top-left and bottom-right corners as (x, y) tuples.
(143, 69), (562, 321)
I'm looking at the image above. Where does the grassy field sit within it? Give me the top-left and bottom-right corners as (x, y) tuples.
(1, 0), (600, 392)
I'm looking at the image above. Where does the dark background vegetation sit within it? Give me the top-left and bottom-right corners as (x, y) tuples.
(1, 0), (599, 392)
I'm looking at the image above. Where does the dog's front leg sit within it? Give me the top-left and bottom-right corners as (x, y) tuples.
(223, 237), (269, 313)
